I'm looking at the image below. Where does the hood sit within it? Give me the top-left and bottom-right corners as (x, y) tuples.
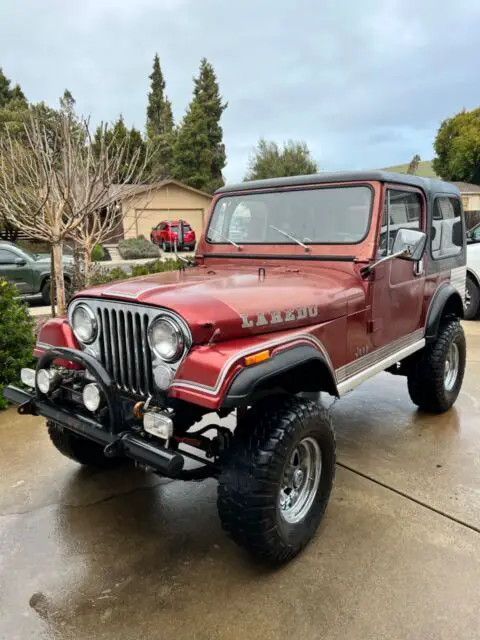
(78, 266), (365, 344)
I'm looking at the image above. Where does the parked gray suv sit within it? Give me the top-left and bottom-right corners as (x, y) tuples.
(0, 241), (73, 304)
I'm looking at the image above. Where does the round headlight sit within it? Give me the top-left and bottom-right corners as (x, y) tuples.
(72, 304), (97, 344)
(37, 368), (56, 394)
(148, 317), (184, 362)
(83, 383), (102, 412)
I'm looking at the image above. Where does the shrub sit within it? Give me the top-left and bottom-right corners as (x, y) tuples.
(91, 244), (105, 262)
(0, 279), (35, 409)
(118, 236), (159, 260)
(130, 258), (182, 277)
(88, 265), (129, 286)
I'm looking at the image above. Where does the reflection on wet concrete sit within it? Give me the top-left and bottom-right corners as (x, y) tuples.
(1, 322), (480, 639)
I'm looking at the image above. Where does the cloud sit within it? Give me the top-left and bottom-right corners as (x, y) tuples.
(1, 0), (479, 180)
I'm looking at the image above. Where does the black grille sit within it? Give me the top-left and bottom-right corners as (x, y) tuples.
(97, 307), (153, 396)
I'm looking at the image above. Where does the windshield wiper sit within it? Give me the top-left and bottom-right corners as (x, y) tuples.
(269, 225), (310, 251)
(209, 229), (241, 249)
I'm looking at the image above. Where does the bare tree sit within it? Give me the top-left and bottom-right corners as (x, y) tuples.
(0, 112), (152, 314)
(67, 125), (152, 287)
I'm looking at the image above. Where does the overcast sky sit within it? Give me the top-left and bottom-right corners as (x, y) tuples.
(1, 0), (479, 182)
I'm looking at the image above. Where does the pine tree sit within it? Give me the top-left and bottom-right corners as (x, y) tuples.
(93, 116), (146, 183)
(145, 54), (175, 179)
(0, 68), (11, 108)
(146, 54), (174, 138)
(172, 58), (227, 193)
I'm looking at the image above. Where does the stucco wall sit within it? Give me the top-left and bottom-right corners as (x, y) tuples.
(123, 183), (212, 241)
(462, 194), (480, 212)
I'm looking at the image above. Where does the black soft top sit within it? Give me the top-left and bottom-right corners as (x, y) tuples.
(216, 171), (460, 199)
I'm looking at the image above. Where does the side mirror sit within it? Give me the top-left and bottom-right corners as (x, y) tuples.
(392, 228), (427, 262)
(14, 257), (26, 266)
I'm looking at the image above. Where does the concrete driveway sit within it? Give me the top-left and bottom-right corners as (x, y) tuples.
(1, 323), (480, 639)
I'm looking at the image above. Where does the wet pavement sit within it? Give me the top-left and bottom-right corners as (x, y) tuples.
(2, 323), (480, 639)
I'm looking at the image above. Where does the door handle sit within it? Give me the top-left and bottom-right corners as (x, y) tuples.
(413, 260), (424, 276)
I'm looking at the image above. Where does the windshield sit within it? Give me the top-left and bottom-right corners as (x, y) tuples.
(206, 185), (372, 246)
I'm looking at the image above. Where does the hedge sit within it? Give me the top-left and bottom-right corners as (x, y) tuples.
(0, 279), (35, 409)
(118, 236), (160, 260)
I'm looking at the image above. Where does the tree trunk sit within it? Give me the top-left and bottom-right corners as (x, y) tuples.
(52, 242), (66, 316)
(50, 247), (55, 318)
(83, 246), (92, 287)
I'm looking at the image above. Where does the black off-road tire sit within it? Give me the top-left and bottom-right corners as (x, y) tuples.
(217, 396), (336, 565)
(407, 318), (466, 413)
(41, 277), (72, 305)
(41, 279), (53, 305)
(48, 422), (123, 468)
(465, 276), (480, 320)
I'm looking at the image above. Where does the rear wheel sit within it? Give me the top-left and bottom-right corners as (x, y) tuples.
(407, 318), (466, 413)
(465, 276), (480, 320)
(48, 422), (124, 468)
(217, 396), (336, 565)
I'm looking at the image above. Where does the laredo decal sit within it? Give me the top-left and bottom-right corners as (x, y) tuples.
(241, 306), (319, 328)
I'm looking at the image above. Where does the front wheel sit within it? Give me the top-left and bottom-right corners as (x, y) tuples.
(217, 396), (336, 565)
(48, 422), (124, 468)
(407, 318), (466, 413)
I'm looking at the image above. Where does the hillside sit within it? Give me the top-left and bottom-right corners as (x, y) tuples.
(382, 160), (438, 178)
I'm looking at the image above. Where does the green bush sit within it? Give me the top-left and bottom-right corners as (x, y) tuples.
(130, 258), (182, 277)
(91, 244), (105, 262)
(87, 259), (183, 287)
(0, 279), (35, 409)
(118, 236), (159, 260)
(88, 265), (129, 286)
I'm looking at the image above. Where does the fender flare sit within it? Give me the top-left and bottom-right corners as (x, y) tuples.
(221, 344), (338, 408)
(425, 282), (464, 343)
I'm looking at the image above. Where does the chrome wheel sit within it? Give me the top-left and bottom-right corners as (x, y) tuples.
(279, 437), (322, 524)
(444, 342), (459, 392)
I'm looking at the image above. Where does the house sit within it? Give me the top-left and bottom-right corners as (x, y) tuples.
(109, 180), (213, 243)
(452, 182), (480, 214)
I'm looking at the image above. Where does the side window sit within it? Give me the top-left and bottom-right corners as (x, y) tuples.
(379, 189), (422, 256)
(431, 197), (463, 259)
(0, 249), (16, 264)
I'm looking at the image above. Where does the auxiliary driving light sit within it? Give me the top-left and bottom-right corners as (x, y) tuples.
(21, 368), (36, 388)
(153, 363), (174, 390)
(36, 369), (58, 394)
(143, 411), (174, 441)
(82, 383), (102, 412)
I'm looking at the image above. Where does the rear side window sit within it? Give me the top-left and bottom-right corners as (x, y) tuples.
(431, 197), (463, 259)
(0, 249), (15, 264)
(379, 189), (422, 256)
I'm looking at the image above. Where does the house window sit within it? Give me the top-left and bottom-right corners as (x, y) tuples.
(431, 197), (463, 259)
(462, 196), (470, 211)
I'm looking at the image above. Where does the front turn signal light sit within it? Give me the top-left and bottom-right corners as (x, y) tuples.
(244, 350), (271, 367)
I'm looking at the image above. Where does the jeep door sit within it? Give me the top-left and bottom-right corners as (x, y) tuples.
(370, 186), (427, 347)
(0, 247), (34, 294)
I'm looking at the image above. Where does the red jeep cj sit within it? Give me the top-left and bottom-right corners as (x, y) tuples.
(6, 171), (467, 564)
